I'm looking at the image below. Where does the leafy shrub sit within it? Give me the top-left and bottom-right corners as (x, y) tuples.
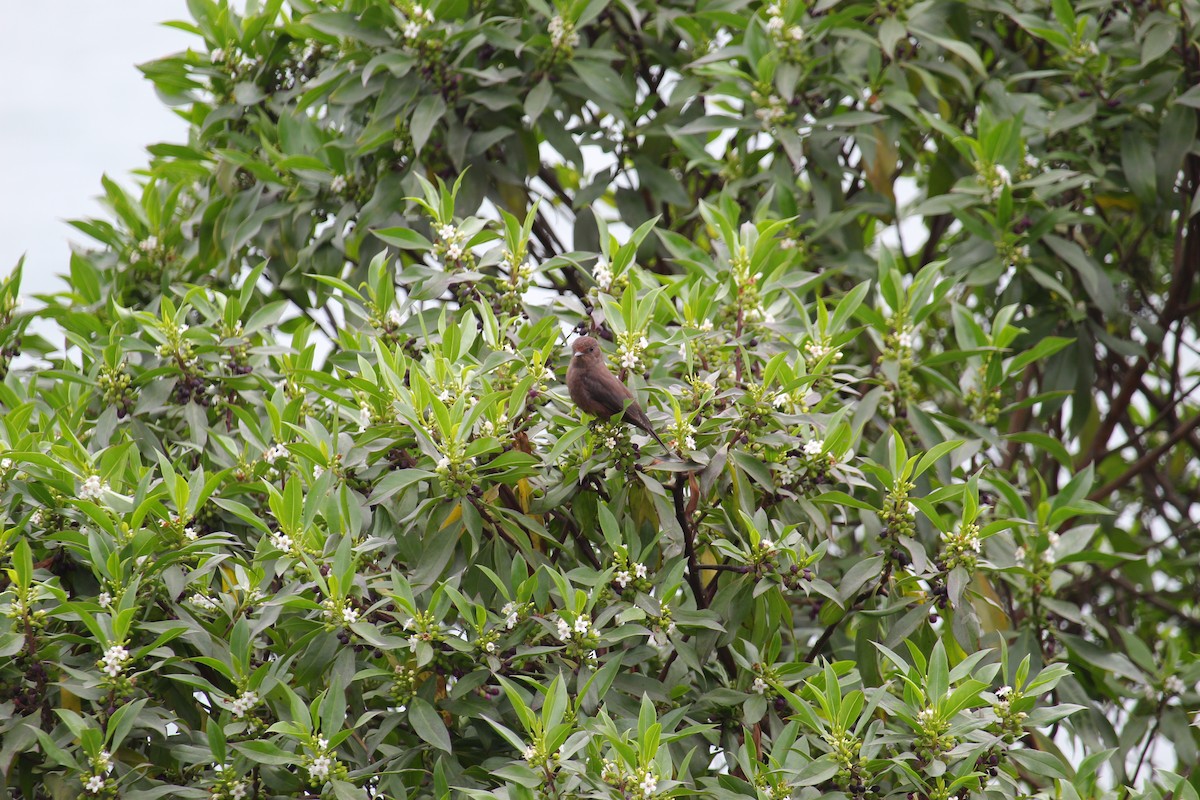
(2, 1), (1199, 799)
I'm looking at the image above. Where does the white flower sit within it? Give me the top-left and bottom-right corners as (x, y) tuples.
(803, 439), (823, 456)
(264, 443), (288, 461)
(101, 644), (130, 677)
(759, 539), (776, 553)
(330, 175), (347, 193)
(994, 164), (1012, 185)
(995, 685), (1013, 699)
(548, 15), (580, 49)
(1165, 675), (1185, 694)
(230, 782), (248, 800)
(639, 771), (658, 795)
(573, 615), (591, 635)
(917, 707), (937, 724)
(0, 458), (11, 470)
(309, 754), (332, 781)
(524, 745), (538, 762)
(85, 775), (105, 793)
(358, 405), (372, 431)
(619, 350), (639, 370)
(313, 464), (325, 480)
(502, 601), (520, 629)
(592, 260), (613, 289)
(30, 509), (44, 526)
(436, 456), (451, 471)
(615, 570), (631, 589)
(1014, 546), (1026, 566)
(780, 237), (797, 250)
(98, 592), (113, 607)
(766, 16), (784, 33)
(139, 236), (159, 253)
(555, 617), (571, 641)
(230, 690), (259, 718)
(403, 20), (422, 39)
(342, 606), (359, 625)
(385, 308), (402, 327)
(752, 677), (768, 694)
(270, 532), (293, 551)
(633, 562), (648, 579)
(96, 750), (111, 771)
(190, 593), (217, 611)
(79, 475), (108, 501)
(787, 25), (804, 41)
(184, 526), (198, 541)
(897, 330), (913, 348)
(211, 48), (226, 63)
(317, 736), (329, 751)
(684, 435), (696, 450)
(484, 640), (496, 653)
(446, 243), (463, 260)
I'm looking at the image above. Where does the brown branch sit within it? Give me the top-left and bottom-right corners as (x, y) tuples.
(1087, 413), (1200, 502)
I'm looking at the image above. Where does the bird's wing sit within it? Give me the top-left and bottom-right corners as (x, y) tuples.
(585, 369), (634, 417)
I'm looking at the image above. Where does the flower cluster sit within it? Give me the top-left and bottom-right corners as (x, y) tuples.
(553, 612), (599, 662)
(79, 475), (109, 502)
(881, 477), (917, 553)
(435, 222), (471, 267)
(269, 529), (296, 554)
(405, 611), (444, 650)
(824, 726), (866, 792)
(940, 521), (982, 572)
(402, 3), (436, 41)
(212, 774), (251, 800)
(479, 412), (509, 439)
(913, 705), (956, 761)
(1014, 531), (1058, 569)
(500, 600), (531, 629)
(229, 690), (259, 719)
(99, 643), (130, 679)
(978, 161), (1013, 200)
(804, 336), (842, 368)
(764, 2), (804, 54)
(322, 597), (361, 628)
(390, 664), (419, 704)
(263, 443), (289, 463)
(752, 91), (791, 128)
(600, 760), (660, 800)
(305, 742), (347, 786)
(991, 685), (1028, 742)
(672, 418), (697, 452)
(548, 15), (581, 50)
(612, 554), (650, 592)
(615, 331), (650, 372)
(189, 593), (218, 612)
(434, 444), (476, 498)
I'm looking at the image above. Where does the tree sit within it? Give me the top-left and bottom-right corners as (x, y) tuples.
(2, 0), (1199, 798)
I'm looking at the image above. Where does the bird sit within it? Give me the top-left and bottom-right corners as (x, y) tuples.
(566, 335), (669, 450)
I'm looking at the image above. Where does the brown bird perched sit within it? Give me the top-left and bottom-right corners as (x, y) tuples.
(567, 335), (669, 450)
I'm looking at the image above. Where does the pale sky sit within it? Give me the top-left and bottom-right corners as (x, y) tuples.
(0, 2), (192, 298)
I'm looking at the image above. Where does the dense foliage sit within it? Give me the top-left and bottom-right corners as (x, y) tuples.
(2, 0), (1199, 799)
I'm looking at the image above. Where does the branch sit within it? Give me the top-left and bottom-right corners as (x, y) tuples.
(1087, 412), (1200, 502)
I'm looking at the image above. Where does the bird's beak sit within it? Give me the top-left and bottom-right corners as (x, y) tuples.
(573, 351), (583, 358)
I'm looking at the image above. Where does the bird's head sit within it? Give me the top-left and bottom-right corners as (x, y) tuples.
(571, 335), (604, 365)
